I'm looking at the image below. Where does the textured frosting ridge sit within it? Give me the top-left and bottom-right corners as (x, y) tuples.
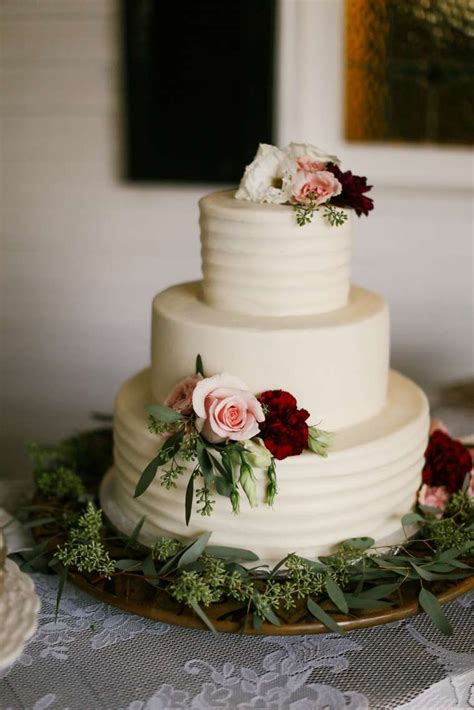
(151, 282), (390, 432)
(104, 369), (429, 561)
(200, 190), (351, 317)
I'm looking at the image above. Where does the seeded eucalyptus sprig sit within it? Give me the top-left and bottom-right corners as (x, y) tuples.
(292, 192), (348, 228)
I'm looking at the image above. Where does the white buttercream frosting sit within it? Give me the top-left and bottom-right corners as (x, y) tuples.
(200, 190), (351, 317)
(151, 281), (389, 432)
(104, 368), (429, 562)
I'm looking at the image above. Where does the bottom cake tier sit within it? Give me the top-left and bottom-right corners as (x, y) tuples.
(101, 368), (429, 562)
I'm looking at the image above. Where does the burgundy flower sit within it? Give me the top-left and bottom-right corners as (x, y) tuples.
(257, 390), (310, 460)
(422, 430), (472, 493)
(326, 163), (374, 216)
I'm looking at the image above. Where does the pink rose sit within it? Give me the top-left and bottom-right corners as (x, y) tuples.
(418, 483), (450, 517)
(296, 158), (327, 172)
(291, 170), (342, 206)
(192, 373), (265, 444)
(164, 373), (202, 415)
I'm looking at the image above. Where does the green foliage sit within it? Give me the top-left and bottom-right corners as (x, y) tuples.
(292, 193), (348, 228)
(55, 502), (114, 578)
(36, 466), (85, 500)
(323, 204), (348, 227)
(152, 537), (182, 561)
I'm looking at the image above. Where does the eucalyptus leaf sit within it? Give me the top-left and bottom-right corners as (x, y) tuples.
(215, 477), (233, 498)
(206, 545), (259, 561)
(185, 473), (194, 526)
(325, 576), (348, 614)
(197, 440), (214, 486)
(22, 517), (56, 529)
(253, 614), (263, 631)
(146, 404), (183, 423)
(307, 598), (345, 634)
(177, 531), (212, 569)
(115, 559), (142, 571)
(340, 537), (375, 551)
(142, 554), (159, 586)
(134, 454), (163, 498)
(401, 512), (425, 528)
(125, 516), (146, 549)
(418, 588), (453, 636)
(301, 558), (328, 572)
(262, 608), (281, 626)
(55, 567), (67, 620)
(343, 595), (394, 610)
(190, 598), (216, 634)
(360, 581), (402, 599)
(195, 354), (204, 376)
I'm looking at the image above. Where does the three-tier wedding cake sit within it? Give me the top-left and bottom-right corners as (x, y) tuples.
(101, 143), (430, 562)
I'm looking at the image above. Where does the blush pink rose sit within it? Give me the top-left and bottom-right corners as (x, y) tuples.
(192, 373), (265, 444)
(296, 158), (327, 172)
(291, 170), (342, 206)
(418, 483), (450, 517)
(164, 373), (203, 415)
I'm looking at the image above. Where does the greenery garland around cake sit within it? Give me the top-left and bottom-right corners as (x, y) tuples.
(10, 419), (474, 636)
(133, 355), (333, 523)
(235, 142), (374, 226)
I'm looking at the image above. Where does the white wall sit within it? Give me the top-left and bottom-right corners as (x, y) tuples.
(1, 0), (473, 479)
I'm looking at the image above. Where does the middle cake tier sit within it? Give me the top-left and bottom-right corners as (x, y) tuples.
(151, 281), (389, 431)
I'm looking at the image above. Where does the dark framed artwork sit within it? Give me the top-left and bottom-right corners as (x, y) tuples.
(345, 0), (474, 145)
(121, 0), (276, 182)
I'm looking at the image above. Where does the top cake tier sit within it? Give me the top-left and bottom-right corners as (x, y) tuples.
(200, 190), (351, 317)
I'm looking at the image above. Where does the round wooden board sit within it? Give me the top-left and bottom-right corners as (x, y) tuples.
(67, 570), (474, 635)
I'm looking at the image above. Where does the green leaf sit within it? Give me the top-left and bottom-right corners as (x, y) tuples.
(22, 516), (56, 529)
(340, 537), (375, 551)
(360, 581), (402, 599)
(146, 403), (183, 423)
(418, 588), (453, 635)
(301, 558), (327, 572)
(262, 608), (281, 626)
(114, 559), (142, 571)
(307, 598), (345, 634)
(134, 431), (184, 498)
(134, 454), (162, 498)
(177, 531), (212, 569)
(253, 613), (263, 631)
(462, 472), (471, 493)
(125, 516), (146, 549)
(142, 554), (159, 586)
(197, 440), (214, 486)
(185, 472), (194, 526)
(190, 598), (216, 634)
(215, 477), (233, 497)
(343, 595), (394, 610)
(419, 503), (444, 515)
(325, 576), (348, 614)
(205, 545), (259, 561)
(401, 512), (425, 527)
(55, 567), (67, 620)
(195, 354), (204, 376)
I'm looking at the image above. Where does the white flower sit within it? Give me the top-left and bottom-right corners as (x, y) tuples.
(242, 437), (273, 469)
(235, 144), (291, 204)
(284, 142), (340, 166)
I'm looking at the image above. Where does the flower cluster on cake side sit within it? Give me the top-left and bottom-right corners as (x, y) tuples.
(418, 420), (474, 516)
(134, 355), (333, 522)
(235, 142), (374, 226)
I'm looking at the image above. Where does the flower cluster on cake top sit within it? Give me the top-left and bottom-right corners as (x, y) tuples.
(235, 142), (374, 226)
(134, 355), (333, 521)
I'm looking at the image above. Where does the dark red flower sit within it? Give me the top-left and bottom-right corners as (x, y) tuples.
(422, 430), (472, 493)
(326, 163), (374, 216)
(258, 389), (310, 460)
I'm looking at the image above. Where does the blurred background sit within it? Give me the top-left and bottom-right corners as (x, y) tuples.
(1, 0), (473, 480)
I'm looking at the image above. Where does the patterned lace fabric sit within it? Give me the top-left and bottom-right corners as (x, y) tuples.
(0, 573), (472, 710)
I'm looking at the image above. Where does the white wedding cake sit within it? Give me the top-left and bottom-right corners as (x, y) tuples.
(102, 144), (429, 562)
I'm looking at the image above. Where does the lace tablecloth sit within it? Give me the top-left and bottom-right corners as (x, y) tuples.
(0, 571), (472, 710)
